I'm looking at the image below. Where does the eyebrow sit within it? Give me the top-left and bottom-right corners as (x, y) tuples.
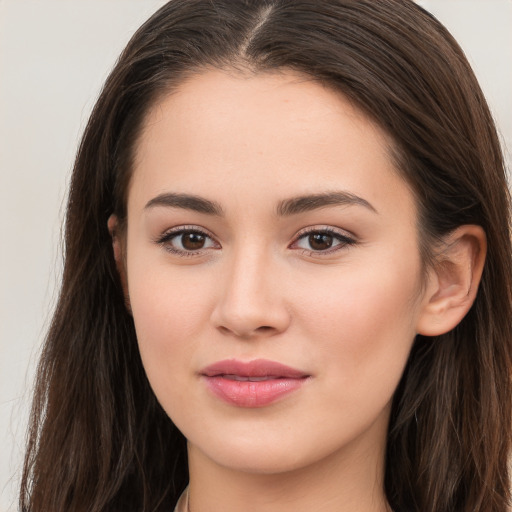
(145, 193), (224, 216)
(276, 191), (377, 216)
(144, 190), (377, 217)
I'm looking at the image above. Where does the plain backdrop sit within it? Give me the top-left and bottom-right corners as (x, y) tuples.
(0, 1), (510, 511)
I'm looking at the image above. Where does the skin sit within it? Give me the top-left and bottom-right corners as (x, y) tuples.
(110, 69), (486, 512)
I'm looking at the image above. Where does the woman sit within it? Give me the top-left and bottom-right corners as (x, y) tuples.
(20, 1), (512, 511)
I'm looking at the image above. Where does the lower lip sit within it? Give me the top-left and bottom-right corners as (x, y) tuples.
(203, 376), (307, 407)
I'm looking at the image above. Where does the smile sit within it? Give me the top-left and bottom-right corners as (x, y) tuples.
(200, 359), (310, 407)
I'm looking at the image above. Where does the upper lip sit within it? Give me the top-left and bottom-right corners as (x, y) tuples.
(200, 359), (309, 379)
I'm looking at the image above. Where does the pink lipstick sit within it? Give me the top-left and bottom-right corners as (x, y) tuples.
(200, 359), (309, 407)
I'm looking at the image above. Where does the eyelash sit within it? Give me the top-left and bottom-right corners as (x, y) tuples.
(290, 227), (357, 256)
(155, 226), (219, 257)
(155, 225), (356, 257)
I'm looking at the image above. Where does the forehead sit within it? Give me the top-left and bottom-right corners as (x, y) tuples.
(129, 68), (414, 221)
(136, 68), (387, 160)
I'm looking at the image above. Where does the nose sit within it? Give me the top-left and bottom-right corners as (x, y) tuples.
(210, 248), (291, 339)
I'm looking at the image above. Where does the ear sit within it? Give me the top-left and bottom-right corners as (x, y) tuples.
(107, 214), (131, 313)
(416, 225), (486, 336)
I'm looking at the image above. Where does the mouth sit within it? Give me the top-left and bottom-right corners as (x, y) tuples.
(200, 359), (310, 408)
(220, 375), (284, 381)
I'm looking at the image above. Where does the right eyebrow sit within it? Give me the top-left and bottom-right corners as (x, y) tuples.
(144, 192), (224, 216)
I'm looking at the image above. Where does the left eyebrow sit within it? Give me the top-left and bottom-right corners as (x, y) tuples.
(276, 191), (378, 216)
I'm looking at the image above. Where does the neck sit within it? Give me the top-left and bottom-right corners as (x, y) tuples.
(186, 431), (390, 512)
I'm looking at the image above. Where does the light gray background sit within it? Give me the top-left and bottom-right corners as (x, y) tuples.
(0, 1), (510, 511)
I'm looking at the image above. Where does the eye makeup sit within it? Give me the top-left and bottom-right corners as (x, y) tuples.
(154, 223), (357, 259)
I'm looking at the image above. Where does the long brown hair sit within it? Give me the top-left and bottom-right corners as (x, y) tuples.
(21, 1), (512, 511)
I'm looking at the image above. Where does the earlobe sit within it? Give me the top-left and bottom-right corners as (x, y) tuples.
(107, 214), (131, 313)
(416, 225), (487, 336)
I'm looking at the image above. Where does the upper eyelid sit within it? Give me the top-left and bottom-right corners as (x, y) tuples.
(156, 224), (354, 236)
(292, 225), (356, 241)
(156, 225), (216, 241)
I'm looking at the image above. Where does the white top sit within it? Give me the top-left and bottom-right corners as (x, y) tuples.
(173, 487), (189, 512)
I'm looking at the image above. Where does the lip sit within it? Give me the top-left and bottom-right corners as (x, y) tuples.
(200, 359), (310, 408)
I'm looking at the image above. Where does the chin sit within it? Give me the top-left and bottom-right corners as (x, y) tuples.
(186, 422), (363, 477)
(183, 399), (392, 479)
(196, 441), (315, 475)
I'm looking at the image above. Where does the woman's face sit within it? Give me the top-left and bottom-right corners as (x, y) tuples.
(122, 69), (431, 475)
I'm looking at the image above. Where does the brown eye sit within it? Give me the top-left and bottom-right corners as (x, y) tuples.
(292, 228), (355, 254)
(181, 232), (206, 250)
(308, 232), (333, 250)
(157, 228), (218, 255)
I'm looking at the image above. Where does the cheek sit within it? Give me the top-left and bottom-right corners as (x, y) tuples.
(295, 255), (421, 396)
(126, 260), (214, 380)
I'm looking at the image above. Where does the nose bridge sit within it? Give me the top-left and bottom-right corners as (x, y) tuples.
(212, 240), (289, 337)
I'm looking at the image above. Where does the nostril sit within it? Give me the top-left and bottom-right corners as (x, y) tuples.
(216, 324), (276, 338)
